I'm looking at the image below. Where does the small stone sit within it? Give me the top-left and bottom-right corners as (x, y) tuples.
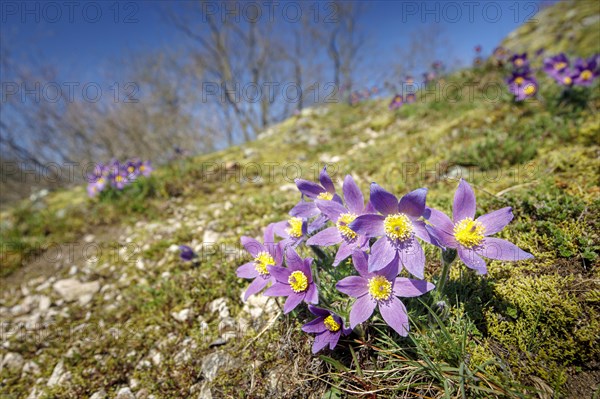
(52, 279), (100, 303)
(116, 387), (135, 399)
(201, 351), (233, 382)
(136, 388), (150, 399)
(208, 298), (230, 319)
(22, 360), (41, 376)
(47, 360), (70, 387)
(171, 308), (193, 323)
(1, 352), (24, 373)
(89, 390), (107, 399)
(203, 230), (221, 244)
(38, 295), (51, 312)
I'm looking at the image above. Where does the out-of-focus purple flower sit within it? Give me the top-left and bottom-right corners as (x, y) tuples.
(302, 305), (352, 353)
(138, 161), (153, 177)
(290, 166), (343, 219)
(348, 183), (440, 278)
(306, 175), (373, 266)
(509, 53), (529, 69)
(535, 47), (545, 57)
(573, 56), (599, 86)
(543, 53), (569, 77)
(507, 70), (538, 101)
(111, 171), (129, 190)
(423, 71), (436, 84)
(336, 251), (435, 336)
(264, 247), (318, 313)
(179, 245), (196, 261)
(427, 179), (533, 275)
(405, 93), (416, 104)
(389, 94), (403, 110)
(236, 224), (283, 300)
(432, 61), (443, 71)
(474, 57), (483, 67)
(493, 46), (508, 61)
(475, 45), (482, 53)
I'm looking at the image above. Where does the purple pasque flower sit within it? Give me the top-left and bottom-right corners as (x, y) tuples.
(493, 46), (508, 61)
(543, 53), (569, 78)
(272, 216), (309, 248)
(475, 45), (482, 53)
(306, 175), (372, 266)
(236, 224), (283, 301)
(179, 245), (196, 261)
(125, 160), (140, 180)
(573, 56), (599, 86)
(507, 70), (538, 101)
(336, 250), (435, 336)
(405, 93), (416, 104)
(349, 183), (440, 278)
(111, 170), (129, 190)
(389, 94), (403, 110)
(138, 160), (153, 177)
(509, 52), (529, 69)
(263, 247), (318, 313)
(290, 166), (343, 219)
(427, 179), (533, 275)
(302, 305), (352, 353)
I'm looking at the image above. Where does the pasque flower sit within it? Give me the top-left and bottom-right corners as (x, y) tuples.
(507, 70), (538, 101)
(349, 183), (440, 278)
(427, 179), (533, 275)
(405, 93), (416, 104)
(302, 305), (352, 353)
(509, 52), (529, 69)
(237, 224), (283, 300)
(336, 251), (435, 336)
(543, 53), (570, 77)
(264, 247), (318, 313)
(290, 166), (343, 219)
(306, 175), (372, 266)
(179, 245), (196, 261)
(573, 56), (599, 86)
(389, 94), (403, 110)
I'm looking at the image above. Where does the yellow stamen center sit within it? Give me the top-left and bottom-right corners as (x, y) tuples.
(523, 83), (536, 95)
(115, 175), (123, 182)
(563, 76), (572, 85)
(515, 58), (524, 67)
(288, 270), (308, 293)
(383, 213), (413, 241)
(580, 70), (592, 80)
(323, 315), (341, 332)
(97, 177), (104, 184)
(140, 165), (146, 171)
(336, 213), (357, 240)
(317, 192), (333, 200)
(368, 275), (392, 301)
(514, 77), (524, 85)
(128, 166), (135, 173)
(286, 217), (304, 238)
(453, 218), (485, 248)
(254, 251), (274, 276)
(554, 62), (567, 71)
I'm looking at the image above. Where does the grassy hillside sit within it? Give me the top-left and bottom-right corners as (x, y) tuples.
(1, 2), (599, 398)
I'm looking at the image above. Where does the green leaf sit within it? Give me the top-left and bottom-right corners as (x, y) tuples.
(319, 355), (349, 372)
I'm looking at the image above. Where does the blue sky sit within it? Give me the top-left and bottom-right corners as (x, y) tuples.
(1, 1), (552, 85)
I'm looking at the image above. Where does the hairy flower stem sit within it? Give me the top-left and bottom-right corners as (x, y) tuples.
(436, 248), (457, 297)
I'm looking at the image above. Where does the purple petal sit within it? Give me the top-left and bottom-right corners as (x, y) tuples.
(413, 220), (442, 247)
(478, 238), (533, 261)
(308, 304), (330, 317)
(312, 331), (336, 353)
(300, 257), (314, 280)
(272, 221), (289, 239)
(393, 277), (435, 297)
(369, 238), (396, 272)
(285, 247), (304, 270)
(262, 281), (291, 297)
(302, 317), (327, 333)
(453, 179), (476, 222)
(370, 183), (398, 215)
(267, 266), (292, 283)
(477, 207), (514, 236)
(349, 214), (385, 237)
(315, 200), (347, 222)
(304, 282), (319, 304)
(398, 188), (427, 218)
(333, 241), (354, 266)
(351, 249), (370, 276)
(336, 276), (368, 297)
(290, 201), (319, 218)
(263, 223), (276, 246)
(426, 208), (457, 247)
(243, 277), (270, 301)
(236, 262), (259, 279)
(343, 175), (364, 214)
(319, 166), (336, 193)
(295, 179), (324, 198)
(349, 295), (377, 328)
(379, 297), (409, 336)
(380, 257), (401, 282)
(458, 247), (487, 274)
(283, 292), (304, 313)
(328, 331), (342, 350)
(307, 227), (341, 247)
(398, 238), (425, 279)
(241, 236), (264, 257)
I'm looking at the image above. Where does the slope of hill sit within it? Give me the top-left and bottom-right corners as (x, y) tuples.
(1, 2), (599, 398)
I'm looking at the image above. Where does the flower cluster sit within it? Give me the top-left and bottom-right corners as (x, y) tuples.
(87, 159), (152, 197)
(543, 53), (599, 87)
(237, 169), (533, 353)
(389, 93), (416, 110)
(506, 53), (538, 101)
